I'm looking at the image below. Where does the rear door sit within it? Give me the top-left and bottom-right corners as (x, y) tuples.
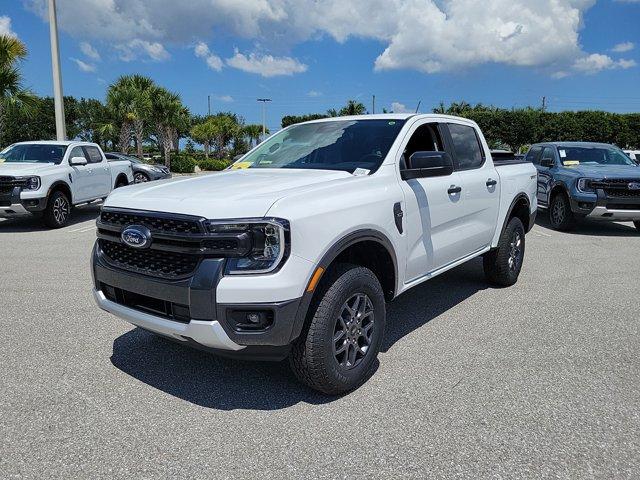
(83, 145), (111, 198)
(398, 120), (466, 281)
(443, 122), (500, 255)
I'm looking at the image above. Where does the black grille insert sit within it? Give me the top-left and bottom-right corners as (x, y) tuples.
(100, 210), (203, 234)
(101, 282), (191, 323)
(99, 239), (199, 279)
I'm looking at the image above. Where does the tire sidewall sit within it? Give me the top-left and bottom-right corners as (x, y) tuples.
(549, 192), (572, 229)
(503, 218), (525, 283)
(315, 268), (386, 391)
(44, 191), (70, 228)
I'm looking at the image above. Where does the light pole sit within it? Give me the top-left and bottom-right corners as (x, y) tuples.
(257, 98), (271, 140)
(48, 0), (66, 140)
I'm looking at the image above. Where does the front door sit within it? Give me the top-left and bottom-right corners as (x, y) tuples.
(536, 146), (557, 207)
(399, 121), (466, 282)
(68, 146), (92, 202)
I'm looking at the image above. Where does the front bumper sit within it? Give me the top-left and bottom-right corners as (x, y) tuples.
(92, 243), (311, 360)
(0, 186), (46, 218)
(570, 188), (640, 221)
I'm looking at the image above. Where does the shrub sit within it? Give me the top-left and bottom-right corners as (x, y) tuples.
(170, 154), (196, 174)
(199, 158), (231, 171)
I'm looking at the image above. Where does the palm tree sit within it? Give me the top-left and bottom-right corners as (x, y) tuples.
(0, 35), (35, 144)
(339, 100), (367, 116)
(104, 81), (136, 152)
(243, 124), (264, 147)
(150, 87), (187, 166)
(190, 120), (216, 158)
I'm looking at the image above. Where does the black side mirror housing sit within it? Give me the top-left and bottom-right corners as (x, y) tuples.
(540, 158), (554, 168)
(401, 151), (454, 180)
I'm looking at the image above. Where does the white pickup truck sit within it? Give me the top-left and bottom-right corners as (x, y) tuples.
(0, 141), (133, 228)
(91, 114), (537, 394)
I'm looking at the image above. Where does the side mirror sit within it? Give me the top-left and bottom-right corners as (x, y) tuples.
(540, 157), (554, 168)
(401, 151), (454, 180)
(70, 156), (87, 166)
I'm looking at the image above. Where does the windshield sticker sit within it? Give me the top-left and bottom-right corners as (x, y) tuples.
(353, 168), (371, 176)
(559, 150), (566, 158)
(388, 121), (396, 125)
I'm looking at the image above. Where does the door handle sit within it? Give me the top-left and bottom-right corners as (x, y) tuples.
(486, 179), (498, 187)
(448, 186), (462, 195)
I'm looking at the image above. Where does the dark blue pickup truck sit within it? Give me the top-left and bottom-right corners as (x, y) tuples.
(526, 142), (640, 231)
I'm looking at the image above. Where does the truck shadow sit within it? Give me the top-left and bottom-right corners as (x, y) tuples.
(110, 260), (487, 410)
(534, 213), (638, 237)
(0, 204), (102, 232)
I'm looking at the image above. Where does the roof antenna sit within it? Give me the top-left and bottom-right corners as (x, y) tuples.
(415, 101), (421, 113)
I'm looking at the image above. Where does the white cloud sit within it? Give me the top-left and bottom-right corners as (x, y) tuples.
(23, 0), (636, 76)
(216, 95), (234, 102)
(80, 42), (101, 60)
(226, 50), (308, 77)
(611, 41), (634, 53)
(70, 57), (96, 72)
(307, 90), (322, 97)
(572, 53), (636, 74)
(391, 102), (411, 113)
(0, 15), (16, 37)
(194, 42), (223, 71)
(117, 39), (170, 62)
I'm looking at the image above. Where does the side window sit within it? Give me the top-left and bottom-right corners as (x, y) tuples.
(526, 146), (543, 165)
(447, 123), (484, 170)
(84, 146), (103, 164)
(541, 146), (555, 166)
(105, 153), (117, 160)
(68, 146), (86, 163)
(402, 123), (444, 169)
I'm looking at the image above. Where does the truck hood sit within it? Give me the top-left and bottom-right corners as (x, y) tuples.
(565, 164), (640, 178)
(104, 168), (354, 218)
(0, 162), (59, 176)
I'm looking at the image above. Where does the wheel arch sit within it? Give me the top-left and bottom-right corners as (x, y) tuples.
(114, 173), (129, 188)
(47, 180), (73, 205)
(499, 193), (532, 238)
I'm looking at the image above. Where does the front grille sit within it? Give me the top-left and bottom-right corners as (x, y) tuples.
(594, 178), (640, 198)
(101, 282), (191, 323)
(100, 210), (203, 234)
(99, 239), (199, 279)
(0, 176), (27, 195)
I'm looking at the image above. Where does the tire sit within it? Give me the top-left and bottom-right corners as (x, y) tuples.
(634, 221), (640, 232)
(43, 190), (71, 228)
(114, 178), (127, 188)
(289, 264), (386, 395)
(549, 191), (575, 231)
(134, 172), (150, 183)
(483, 217), (525, 287)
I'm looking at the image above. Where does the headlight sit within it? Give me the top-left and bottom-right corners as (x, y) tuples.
(19, 176), (41, 190)
(577, 178), (597, 193)
(206, 218), (290, 274)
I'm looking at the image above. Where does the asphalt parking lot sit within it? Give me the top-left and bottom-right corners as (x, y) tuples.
(1, 206), (639, 479)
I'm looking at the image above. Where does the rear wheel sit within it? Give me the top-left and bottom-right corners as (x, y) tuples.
(549, 192), (575, 231)
(290, 264), (386, 395)
(483, 217), (525, 287)
(43, 190), (71, 228)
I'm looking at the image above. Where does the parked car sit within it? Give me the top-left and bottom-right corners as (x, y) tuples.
(624, 150), (640, 162)
(105, 152), (171, 183)
(526, 142), (640, 231)
(91, 114), (537, 394)
(0, 141), (133, 228)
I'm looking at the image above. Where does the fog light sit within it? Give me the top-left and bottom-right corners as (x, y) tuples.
(229, 309), (274, 331)
(246, 313), (261, 324)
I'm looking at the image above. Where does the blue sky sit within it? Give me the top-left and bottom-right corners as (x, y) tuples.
(1, 0), (639, 132)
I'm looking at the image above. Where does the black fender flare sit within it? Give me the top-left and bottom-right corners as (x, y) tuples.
(498, 193), (532, 238)
(114, 173), (129, 188)
(46, 180), (73, 206)
(287, 229), (399, 343)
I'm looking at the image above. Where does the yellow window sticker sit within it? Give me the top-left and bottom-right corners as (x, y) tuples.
(230, 161), (252, 170)
(563, 160), (580, 166)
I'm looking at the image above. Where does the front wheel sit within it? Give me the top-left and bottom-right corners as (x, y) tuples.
(483, 217), (525, 287)
(290, 264), (386, 395)
(549, 192), (575, 231)
(134, 172), (150, 183)
(43, 190), (71, 228)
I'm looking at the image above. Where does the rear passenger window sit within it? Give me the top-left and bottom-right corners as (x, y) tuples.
(526, 146), (543, 165)
(84, 146), (103, 164)
(448, 123), (484, 170)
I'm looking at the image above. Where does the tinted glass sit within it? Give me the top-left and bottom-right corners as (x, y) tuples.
(557, 146), (636, 166)
(0, 144), (67, 164)
(526, 146), (543, 165)
(403, 123), (444, 169)
(541, 147), (555, 165)
(84, 146), (103, 164)
(448, 123), (484, 170)
(69, 146), (86, 161)
(233, 120), (406, 174)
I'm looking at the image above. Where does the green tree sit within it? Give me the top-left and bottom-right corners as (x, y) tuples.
(150, 87), (188, 166)
(190, 120), (217, 158)
(339, 99), (367, 116)
(243, 124), (265, 147)
(0, 35), (36, 145)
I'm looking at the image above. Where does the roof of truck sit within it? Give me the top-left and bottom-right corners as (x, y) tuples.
(11, 140), (95, 146)
(298, 113), (478, 124)
(534, 141), (615, 148)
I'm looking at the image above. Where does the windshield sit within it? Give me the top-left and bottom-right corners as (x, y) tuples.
(558, 146), (636, 167)
(232, 119), (406, 173)
(0, 144), (68, 164)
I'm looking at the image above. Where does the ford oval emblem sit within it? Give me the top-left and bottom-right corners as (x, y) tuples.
(121, 225), (151, 249)
(628, 182), (640, 191)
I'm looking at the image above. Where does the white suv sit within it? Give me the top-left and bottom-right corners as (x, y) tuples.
(92, 114), (537, 394)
